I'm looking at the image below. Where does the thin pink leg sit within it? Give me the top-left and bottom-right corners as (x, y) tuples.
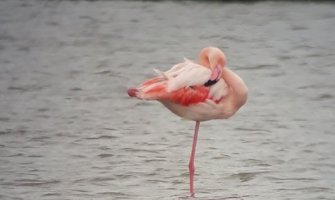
(189, 121), (200, 197)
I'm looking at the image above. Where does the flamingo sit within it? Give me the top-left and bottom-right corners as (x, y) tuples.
(127, 47), (248, 196)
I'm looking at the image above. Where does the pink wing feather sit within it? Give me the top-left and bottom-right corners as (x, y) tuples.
(129, 60), (217, 106)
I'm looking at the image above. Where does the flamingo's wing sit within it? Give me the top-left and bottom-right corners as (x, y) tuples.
(138, 60), (205, 89)
(135, 61), (214, 106)
(138, 80), (211, 106)
(167, 85), (211, 106)
(164, 61), (211, 92)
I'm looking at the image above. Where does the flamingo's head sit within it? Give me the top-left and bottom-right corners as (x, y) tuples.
(199, 47), (226, 85)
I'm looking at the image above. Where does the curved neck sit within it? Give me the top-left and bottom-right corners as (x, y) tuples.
(222, 67), (248, 108)
(198, 47), (247, 109)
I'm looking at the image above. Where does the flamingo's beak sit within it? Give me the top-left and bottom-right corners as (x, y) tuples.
(209, 65), (223, 81)
(204, 65), (223, 87)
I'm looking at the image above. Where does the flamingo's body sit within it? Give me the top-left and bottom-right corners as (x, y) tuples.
(127, 47), (248, 196)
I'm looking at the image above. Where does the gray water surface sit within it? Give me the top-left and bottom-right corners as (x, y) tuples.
(0, 0), (335, 199)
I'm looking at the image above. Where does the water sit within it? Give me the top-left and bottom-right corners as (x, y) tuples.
(0, 0), (335, 199)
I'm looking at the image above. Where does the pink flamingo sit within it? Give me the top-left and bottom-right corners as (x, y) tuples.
(127, 47), (248, 196)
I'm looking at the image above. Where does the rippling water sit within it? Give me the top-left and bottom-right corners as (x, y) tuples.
(0, 0), (335, 199)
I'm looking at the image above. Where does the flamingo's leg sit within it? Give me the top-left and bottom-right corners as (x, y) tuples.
(189, 121), (200, 197)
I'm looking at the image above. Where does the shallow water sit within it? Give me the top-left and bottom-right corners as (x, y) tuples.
(0, 0), (335, 199)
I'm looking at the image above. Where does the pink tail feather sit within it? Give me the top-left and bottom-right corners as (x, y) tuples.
(128, 77), (168, 100)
